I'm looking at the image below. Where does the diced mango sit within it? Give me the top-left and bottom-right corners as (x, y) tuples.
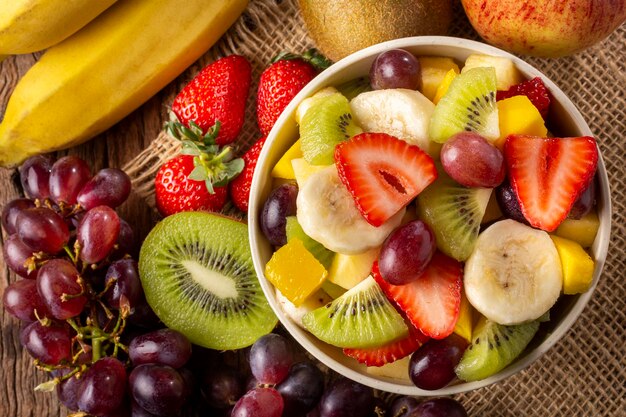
(327, 247), (380, 290)
(265, 238), (328, 306)
(462, 54), (524, 90)
(453, 292), (474, 343)
(497, 95), (548, 148)
(418, 57), (460, 102)
(555, 211), (600, 248)
(365, 356), (411, 380)
(271, 139), (303, 180)
(433, 69), (458, 104)
(550, 235), (595, 294)
(292, 157), (328, 187)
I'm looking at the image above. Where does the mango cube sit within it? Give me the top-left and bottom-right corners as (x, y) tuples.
(555, 211), (600, 248)
(271, 139), (303, 180)
(265, 238), (327, 306)
(327, 247), (380, 290)
(433, 69), (457, 104)
(497, 95), (548, 148)
(462, 54), (523, 90)
(453, 292), (474, 343)
(550, 235), (595, 294)
(418, 57), (460, 102)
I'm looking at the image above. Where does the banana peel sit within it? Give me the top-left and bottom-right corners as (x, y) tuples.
(0, 0), (248, 167)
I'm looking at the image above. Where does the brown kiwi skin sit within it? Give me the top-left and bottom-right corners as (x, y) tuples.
(298, 0), (452, 61)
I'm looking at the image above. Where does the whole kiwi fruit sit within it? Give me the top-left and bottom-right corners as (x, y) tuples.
(298, 0), (453, 61)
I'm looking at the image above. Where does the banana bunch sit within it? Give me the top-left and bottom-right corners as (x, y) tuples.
(0, 0), (248, 167)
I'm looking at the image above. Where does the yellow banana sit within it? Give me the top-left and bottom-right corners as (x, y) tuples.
(0, 0), (248, 167)
(0, 0), (117, 54)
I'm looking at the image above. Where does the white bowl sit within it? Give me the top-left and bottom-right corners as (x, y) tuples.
(248, 36), (611, 395)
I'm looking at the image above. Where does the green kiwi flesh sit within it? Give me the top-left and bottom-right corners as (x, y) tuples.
(138, 212), (277, 350)
(455, 316), (540, 382)
(336, 77), (371, 100)
(285, 216), (334, 269)
(429, 67), (499, 143)
(417, 172), (492, 261)
(302, 276), (408, 348)
(300, 92), (362, 165)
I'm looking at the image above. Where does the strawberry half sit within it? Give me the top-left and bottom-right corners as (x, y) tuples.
(373, 253), (463, 340)
(497, 77), (551, 120)
(504, 135), (598, 232)
(335, 133), (437, 227)
(343, 322), (429, 367)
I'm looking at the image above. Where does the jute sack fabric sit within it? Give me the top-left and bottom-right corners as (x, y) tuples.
(123, 1), (626, 415)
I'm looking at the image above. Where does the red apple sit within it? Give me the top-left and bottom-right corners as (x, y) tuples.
(461, 0), (626, 57)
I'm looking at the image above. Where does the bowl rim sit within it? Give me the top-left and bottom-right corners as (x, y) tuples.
(249, 35), (612, 396)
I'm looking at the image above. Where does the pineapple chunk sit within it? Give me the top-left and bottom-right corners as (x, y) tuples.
(550, 235), (595, 294)
(462, 54), (523, 90)
(271, 139), (303, 180)
(292, 157), (328, 187)
(327, 247), (380, 290)
(265, 238), (327, 306)
(418, 57), (460, 102)
(433, 69), (457, 105)
(295, 86), (338, 125)
(555, 211), (600, 248)
(453, 292), (474, 343)
(497, 95), (548, 148)
(366, 356), (411, 380)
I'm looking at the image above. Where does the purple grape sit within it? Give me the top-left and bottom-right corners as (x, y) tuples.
(260, 183), (298, 246)
(1, 198), (35, 235)
(57, 371), (82, 411)
(129, 364), (188, 416)
(411, 398), (467, 417)
(16, 207), (70, 254)
(105, 259), (143, 309)
(319, 377), (374, 417)
(131, 400), (159, 417)
(378, 220), (436, 285)
(77, 357), (128, 416)
(115, 219), (137, 257)
(77, 205), (121, 264)
(128, 297), (162, 329)
(49, 155), (91, 205)
(77, 168), (132, 210)
(409, 333), (468, 390)
(569, 178), (596, 219)
(249, 333), (293, 385)
(20, 320), (72, 365)
(3, 234), (37, 279)
(495, 180), (528, 224)
(389, 396), (420, 417)
(440, 132), (505, 188)
(231, 387), (284, 417)
(37, 259), (87, 320)
(178, 367), (195, 403)
(370, 49), (421, 90)
(3, 279), (50, 321)
(201, 365), (243, 409)
(19, 155), (53, 200)
(276, 362), (324, 417)
(129, 328), (192, 368)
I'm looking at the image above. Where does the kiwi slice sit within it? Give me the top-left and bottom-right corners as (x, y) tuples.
(138, 212), (277, 350)
(285, 216), (334, 269)
(300, 92), (362, 165)
(302, 276), (408, 348)
(417, 172), (492, 261)
(455, 316), (540, 382)
(429, 67), (499, 143)
(337, 77), (371, 100)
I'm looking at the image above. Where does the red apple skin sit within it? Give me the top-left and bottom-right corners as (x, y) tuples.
(461, 0), (626, 57)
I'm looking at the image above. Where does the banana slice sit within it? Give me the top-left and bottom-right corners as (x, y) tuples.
(464, 219), (562, 325)
(276, 288), (332, 329)
(350, 88), (441, 158)
(296, 165), (404, 255)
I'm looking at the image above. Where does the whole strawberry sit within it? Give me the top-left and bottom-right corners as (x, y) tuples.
(256, 49), (331, 136)
(172, 55), (251, 145)
(230, 136), (267, 212)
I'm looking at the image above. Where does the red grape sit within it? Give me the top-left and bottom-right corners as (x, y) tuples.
(104, 259), (143, 309)
(378, 220), (436, 285)
(389, 396), (420, 416)
(201, 365), (243, 409)
(260, 183), (298, 246)
(37, 259), (87, 320)
(231, 387), (284, 417)
(20, 320), (72, 365)
(19, 155), (53, 200)
(16, 207), (70, 254)
(412, 398), (468, 417)
(3, 279), (49, 321)
(409, 333), (468, 390)
(129, 328), (192, 368)
(2, 198), (35, 235)
(128, 297), (162, 329)
(57, 370), (82, 411)
(49, 155), (91, 205)
(129, 364), (188, 416)
(249, 333), (293, 385)
(276, 362), (324, 417)
(569, 178), (596, 219)
(495, 180), (528, 224)
(440, 132), (505, 188)
(77, 205), (121, 264)
(131, 400), (159, 417)
(3, 234), (37, 279)
(77, 168), (132, 210)
(77, 357), (127, 416)
(370, 49), (421, 90)
(114, 219), (136, 257)
(319, 377), (374, 417)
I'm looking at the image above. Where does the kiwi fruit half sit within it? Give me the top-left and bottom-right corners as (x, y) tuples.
(300, 92), (362, 166)
(455, 316), (540, 382)
(138, 212), (277, 350)
(417, 171), (492, 261)
(285, 216), (334, 269)
(429, 67), (499, 143)
(302, 276), (408, 348)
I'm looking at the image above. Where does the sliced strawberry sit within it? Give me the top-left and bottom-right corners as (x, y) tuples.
(504, 135), (598, 232)
(335, 133), (437, 227)
(343, 322), (429, 367)
(497, 77), (551, 120)
(372, 253), (462, 340)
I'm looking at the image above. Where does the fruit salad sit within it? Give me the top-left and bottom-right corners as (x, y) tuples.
(260, 49), (601, 390)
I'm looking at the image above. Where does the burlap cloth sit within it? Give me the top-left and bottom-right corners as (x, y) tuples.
(123, 0), (626, 415)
